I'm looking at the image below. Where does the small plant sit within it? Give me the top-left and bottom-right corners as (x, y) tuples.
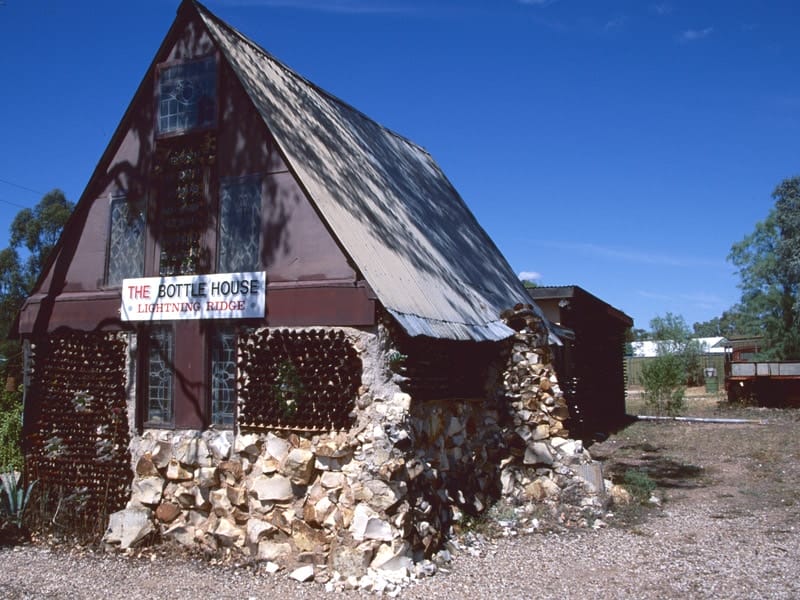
(43, 435), (65, 459)
(387, 350), (408, 372)
(0, 387), (24, 472)
(272, 361), (304, 418)
(71, 391), (94, 413)
(641, 353), (686, 415)
(622, 469), (656, 504)
(0, 471), (36, 528)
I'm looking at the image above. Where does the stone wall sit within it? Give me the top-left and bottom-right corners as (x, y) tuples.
(105, 311), (608, 580)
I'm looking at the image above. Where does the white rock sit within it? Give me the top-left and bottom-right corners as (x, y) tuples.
(251, 475), (293, 502)
(175, 436), (206, 466)
(209, 488), (233, 515)
(104, 507), (154, 549)
(264, 561), (280, 574)
(207, 433), (232, 460)
(533, 424), (550, 440)
(524, 442), (554, 465)
(350, 503), (394, 541)
(391, 392), (411, 412)
(246, 518), (275, 545)
(372, 424), (386, 440)
(163, 523), (196, 547)
(258, 540), (292, 561)
(193, 485), (210, 509)
(316, 455), (347, 471)
(371, 541), (413, 571)
(166, 459), (194, 481)
(265, 433), (290, 462)
(558, 440), (581, 455)
(289, 565), (315, 582)
(500, 469), (516, 495)
(149, 440), (173, 468)
(364, 479), (403, 511)
(131, 476), (164, 506)
(283, 448), (315, 485)
(227, 485), (248, 507)
(214, 517), (245, 547)
(253, 454), (279, 475)
(235, 433), (260, 455)
(195, 466), (218, 487)
(320, 471), (345, 489)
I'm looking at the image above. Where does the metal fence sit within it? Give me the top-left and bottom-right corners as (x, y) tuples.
(625, 354), (726, 387)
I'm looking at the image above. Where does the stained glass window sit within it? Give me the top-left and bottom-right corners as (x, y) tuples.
(218, 175), (262, 272)
(146, 327), (173, 426)
(157, 56), (217, 136)
(107, 197), (145, 287)
(211, 329), (237, 427)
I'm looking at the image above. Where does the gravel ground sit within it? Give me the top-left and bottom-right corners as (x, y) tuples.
(2, 393), (799, 599)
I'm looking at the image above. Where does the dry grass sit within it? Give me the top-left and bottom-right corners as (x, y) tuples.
(626, 385), (735, 418)
(593, 385), (800, 530)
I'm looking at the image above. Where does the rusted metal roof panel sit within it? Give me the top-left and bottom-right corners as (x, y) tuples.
(196, 4), (539, 341)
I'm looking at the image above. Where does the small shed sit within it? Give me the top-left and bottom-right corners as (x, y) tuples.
(527, 286), (633, 436)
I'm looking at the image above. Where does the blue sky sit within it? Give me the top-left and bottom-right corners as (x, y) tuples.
(1, 0), (798, 331)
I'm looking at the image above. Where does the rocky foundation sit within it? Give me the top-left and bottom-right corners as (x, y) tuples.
(105, 308), (611, 584)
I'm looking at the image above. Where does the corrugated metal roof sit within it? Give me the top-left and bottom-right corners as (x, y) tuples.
(195, 2), (540, 341)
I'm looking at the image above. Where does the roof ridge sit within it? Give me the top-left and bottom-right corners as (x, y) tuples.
(191, 0), (430, 157)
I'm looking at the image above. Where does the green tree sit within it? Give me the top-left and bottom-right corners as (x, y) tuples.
(627, 327), (650, 342)
(0, 386), (23, 471)
(0, 190), (74, 381)
(640, 313), (701, 415)
(729, 177), (800, 360)
(692, 305), (761, 339)
(0, 190), (72, 473)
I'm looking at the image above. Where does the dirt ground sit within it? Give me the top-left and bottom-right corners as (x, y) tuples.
(593, 386), (800, 530)
(2, 386), (799, 598)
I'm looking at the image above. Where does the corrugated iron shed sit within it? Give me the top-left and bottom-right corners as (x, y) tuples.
(196, 2), (538, 341)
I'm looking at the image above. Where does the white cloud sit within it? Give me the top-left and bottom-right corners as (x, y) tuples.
(604, 15), (627, 31)
(529, 240), (727, 269)
(637, 289), (730, 313)
(518, 270), (542, 282)
(637, 290), (674, 301)
(650, 3), (672, 16)
(679, 27), (714, 42)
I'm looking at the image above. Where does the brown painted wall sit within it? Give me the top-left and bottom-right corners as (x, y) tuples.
(20, 8), (367, 335)
(19, 8), (376, 432)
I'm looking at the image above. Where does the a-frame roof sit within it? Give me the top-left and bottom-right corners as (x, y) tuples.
(19, 1), (545, 343)
(192, 1), (538, 341)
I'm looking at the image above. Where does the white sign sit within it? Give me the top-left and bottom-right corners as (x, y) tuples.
(121, 272), (266, 321)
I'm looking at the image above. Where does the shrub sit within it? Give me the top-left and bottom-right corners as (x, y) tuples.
(0, 470), (36, 528)
(0, 387), (23, 472)
(623, 469), (656, 503)
(641, 353), (685, 415)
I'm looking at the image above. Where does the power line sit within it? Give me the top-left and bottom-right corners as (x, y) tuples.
(0, 196), (28, 210)
(0, 177), (45, 197)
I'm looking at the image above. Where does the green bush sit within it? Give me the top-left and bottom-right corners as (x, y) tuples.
(641, 353), (686, 415)
(623, 469), (656, 503)
(0, 387), (23, 472)
(0, 470), (36, 528)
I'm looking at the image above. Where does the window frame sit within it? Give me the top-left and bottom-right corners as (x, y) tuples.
(155, 54), (218, 139)
(142, 325), (175, 428)
(209, 325), (239, 428)
(217, 174), (264, 273)
(105, 194), (146, 288)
